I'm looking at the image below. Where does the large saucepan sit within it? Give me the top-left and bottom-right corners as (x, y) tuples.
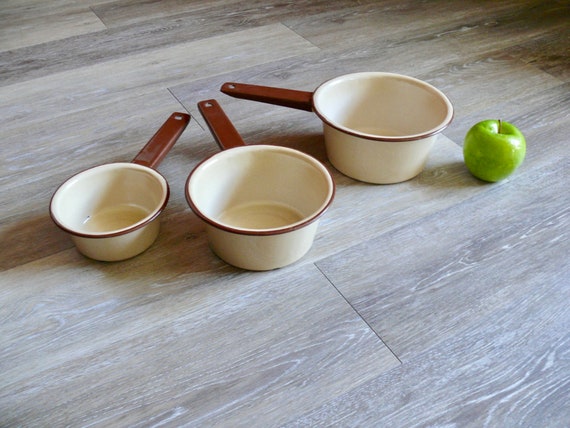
(221, 72), (454, 184)
(50, 112), (191, 261)
(185, 99), (334, 271)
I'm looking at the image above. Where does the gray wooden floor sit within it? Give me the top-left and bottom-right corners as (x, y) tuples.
(1, 1), (569, 426)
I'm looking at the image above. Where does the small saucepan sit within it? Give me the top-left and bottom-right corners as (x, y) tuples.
(50, 112), (191, 261)
(185, 99), (334, 271)
(221, 72), (454, 184)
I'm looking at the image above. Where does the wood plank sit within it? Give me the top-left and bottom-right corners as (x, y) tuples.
(282, 0), (564, 53)
(89, 0), (379, 29)
(506, 29), (570, 81)
(0, 1), (106, 51)
(301, 150), (569, 425)
(0, 260), (398, 426)
(316, 155), (569, 358)
(0, 23), (318, 130)
(90, 0), (245, 27)
(283, 273), (570, 426)
(1, 0), (360, 87)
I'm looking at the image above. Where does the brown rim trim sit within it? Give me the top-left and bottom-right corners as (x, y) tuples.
(49, 165), (170, 239)
(314, 107), (454, 142)
(311, 73), (455, 142)
(184, 149), (335, 237)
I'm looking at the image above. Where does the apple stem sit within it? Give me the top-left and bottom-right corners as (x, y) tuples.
(498, 119), (502, 134)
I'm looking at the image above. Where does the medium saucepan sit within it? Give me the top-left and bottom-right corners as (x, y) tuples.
(50, 112), (191, 261)
(185, 99), (334, 271)
(221, 72), (454, 184)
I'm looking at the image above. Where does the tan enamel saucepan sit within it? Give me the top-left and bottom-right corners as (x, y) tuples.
(185, 100), (334, 271)
(50, 112), (190, 261)
(221, 72), (454, 184)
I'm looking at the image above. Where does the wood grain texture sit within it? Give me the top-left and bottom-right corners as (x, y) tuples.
(284, 279), (570, 427)
(0, 0), (568, 426)
(0, 261), (398, 427)
(0, 1), (106, 51)
(316, 157), (569, 359)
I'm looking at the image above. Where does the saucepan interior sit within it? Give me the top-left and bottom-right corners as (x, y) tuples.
(312, 72), (453, 141)
(50, 162), (168, 237)
(188, 145), (333, 235)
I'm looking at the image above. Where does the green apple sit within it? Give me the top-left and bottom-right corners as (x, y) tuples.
(463, 119), (526, 182)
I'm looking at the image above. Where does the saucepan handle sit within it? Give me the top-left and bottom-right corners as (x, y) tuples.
(132, 112), (191, 169)
(220, 82), (314, 112)
(198, 99), (248, 150)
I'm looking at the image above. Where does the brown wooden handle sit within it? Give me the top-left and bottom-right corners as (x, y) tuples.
(220, 82), (314, 112)
(198, 99), (247, 150)
(132, 112), (191, 169)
